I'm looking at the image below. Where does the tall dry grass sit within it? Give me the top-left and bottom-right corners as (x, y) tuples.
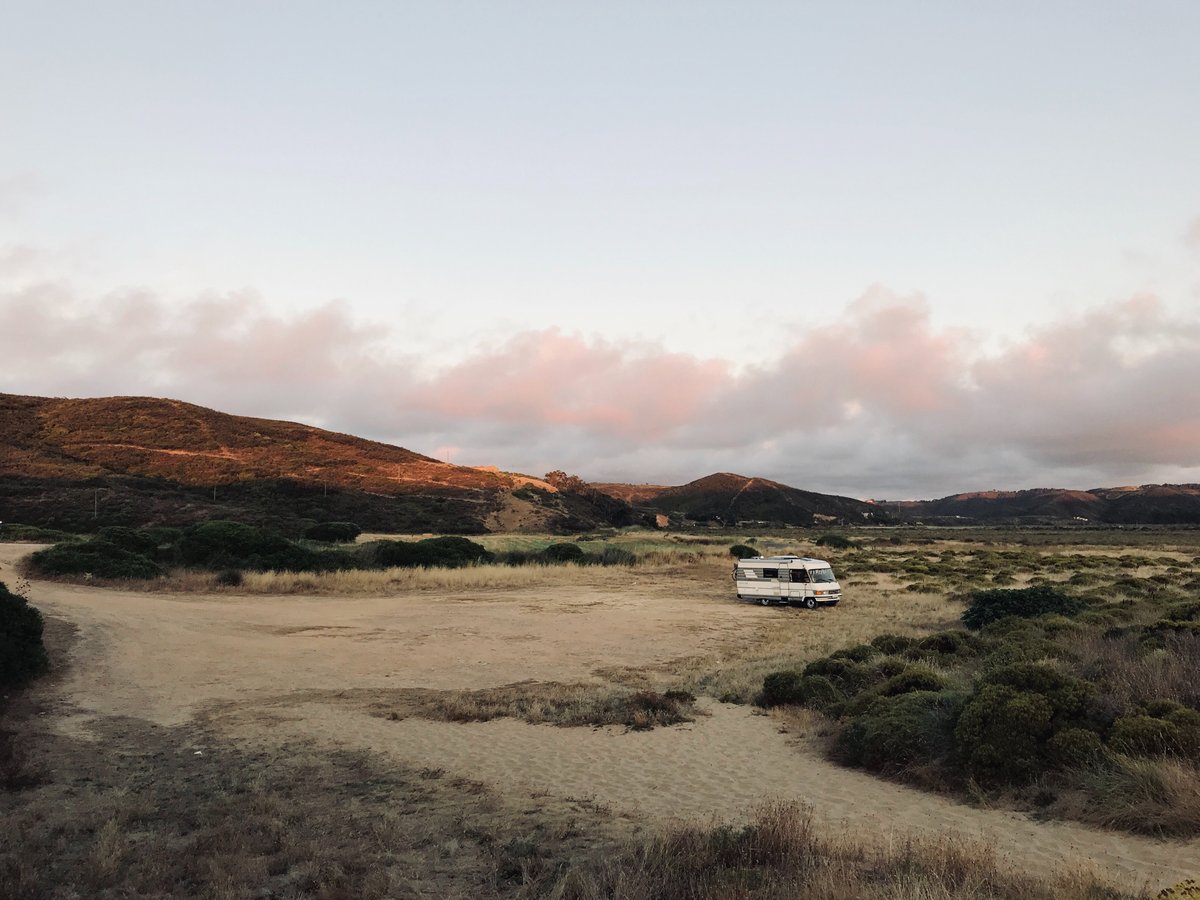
(1064, 631), (1200, 712)
(549, 800), (1139, 899)
(1053, 754), (1200, 837)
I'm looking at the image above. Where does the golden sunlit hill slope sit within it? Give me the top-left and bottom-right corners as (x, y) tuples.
(0, 394), (632, 534)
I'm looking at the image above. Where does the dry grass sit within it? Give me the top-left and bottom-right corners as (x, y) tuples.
(549, 799), (1140, 899)
(375, 681), (698, 731)
(1051, 754), (1200, 837)
(1064, 630), (1200, 712)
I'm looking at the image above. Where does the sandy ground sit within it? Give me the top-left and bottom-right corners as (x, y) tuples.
(3, 543), (1198, 892)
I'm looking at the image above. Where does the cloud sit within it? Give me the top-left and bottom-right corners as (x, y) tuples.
(3, 271), (1200, 497)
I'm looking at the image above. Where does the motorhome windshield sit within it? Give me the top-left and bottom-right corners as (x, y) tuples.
(809, 567), (836, 583)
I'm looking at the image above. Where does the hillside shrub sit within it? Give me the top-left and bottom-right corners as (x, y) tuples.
(836, 691), (964, 774)
(728, 544), (759, 559)
(0, 582), (49, 687)
(30, 540), (163, 580)
(815, 534), (856, 550)
(95, 526), (160, 556)
(304, 522), (362, 543)
(178, 521), (292, 568)
(541, 542), (585, 564)
(962, 585), (1087, 630)
(803, 657), (873, 693)
(367, 536), (493, 569)
(0, 523), (80, 543)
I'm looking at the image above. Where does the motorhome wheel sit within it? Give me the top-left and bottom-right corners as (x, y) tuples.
(760, 597), (771, 607)
(803, 597), (817, 610)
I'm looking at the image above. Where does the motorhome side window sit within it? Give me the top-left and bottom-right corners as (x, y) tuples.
(793, 568), (809, 583)
(761, 568), (779, 579)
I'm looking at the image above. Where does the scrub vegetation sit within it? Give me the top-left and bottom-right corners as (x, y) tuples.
(756, 539), (1200, 836)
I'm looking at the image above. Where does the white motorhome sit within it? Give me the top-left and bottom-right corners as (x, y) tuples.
(734, 555), (842, 608)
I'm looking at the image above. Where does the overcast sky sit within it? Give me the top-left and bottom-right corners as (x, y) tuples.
(3, 2), (1199, 498)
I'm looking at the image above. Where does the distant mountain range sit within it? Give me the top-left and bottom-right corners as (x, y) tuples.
(3, 392), (1199, 533)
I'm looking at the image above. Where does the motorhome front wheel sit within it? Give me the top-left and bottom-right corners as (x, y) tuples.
(803, 597), (817, 610)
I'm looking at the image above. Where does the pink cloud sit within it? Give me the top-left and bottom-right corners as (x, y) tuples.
(3, 271), (1200, 495)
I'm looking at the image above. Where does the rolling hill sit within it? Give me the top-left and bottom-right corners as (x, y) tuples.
(626, 472), (887, 526)
(0, 394), (630, 534)
(899, 485), (1200, 525)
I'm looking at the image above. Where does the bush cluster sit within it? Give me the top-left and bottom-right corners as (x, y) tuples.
(962, 585), (1087, 630)
(0, 582), (50, 687)
(30, 540), (165, 579)
(728, 544), (759, 559)
(365, 536), (494, 569)
(303, 522), (362, 543)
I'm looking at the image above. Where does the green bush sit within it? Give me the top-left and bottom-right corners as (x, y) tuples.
(953, 664), (1097, 784)
(0, 523), (80, 543)
(759, 672), (843, 711)
(803, 657), (874, 693)
(304, 522), (363, 543)
(0, 582), (49, 687)
(830, 644), (876, 663)
(760, 671), (804, 706)
(1047, 727), (1104, 767)
(1110, 711), (1200, 757)
(962, 586), (1087, 630)
(30, 540), (164, 580)
(836, 691), (963, 773)
(728, 544), (759, 559)
(179, 521), (292, 568)
(367, 536), (493, 569)
(878, 665), (946, 697)
(95, 526), (160, 556)
(955, 684), (1055, 783)
(870, 633), (916, 655)
(815, 534), (856, 550)
(910, 630), (984, 659)
(542, 542), (585, 563)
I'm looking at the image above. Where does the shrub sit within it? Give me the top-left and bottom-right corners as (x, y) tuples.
(215, 569), (243, 587)
(304, 522), (362, 543)
(878, 665), (946, 697)
(95, 526), (160, 556)
(803, 657), (873, 693)
(962, 586), (1087, 630)
(759, 672), (844, 711)
(910, 630), (985, 659)
(815, 534), (856, 550)
(541, 542), (585, 563)
(728, 544), (759, 559)
(1110, 713), (1200, 757)
(1047, 728), (1104, 767)
(0, 582), (49, 687)
(836, 691), (963, 773)
(366, 536), (493, 569)
(870, 633), (916, 655)
(829, 644), (875, 663)
(955, 684), (1055, 783)
(30, 540), (164, 580)
(595, 546), (637, 566)
(179, 521), (292, 568)
(0, 523), (80, 543)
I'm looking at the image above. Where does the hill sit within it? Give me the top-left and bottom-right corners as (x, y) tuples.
(898, 485), (1200, 525)
(641, 472), (885, 527)
(0, 394), (632, 534)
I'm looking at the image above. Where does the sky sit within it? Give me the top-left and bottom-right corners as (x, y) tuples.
(2, 1), (1200, 498)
